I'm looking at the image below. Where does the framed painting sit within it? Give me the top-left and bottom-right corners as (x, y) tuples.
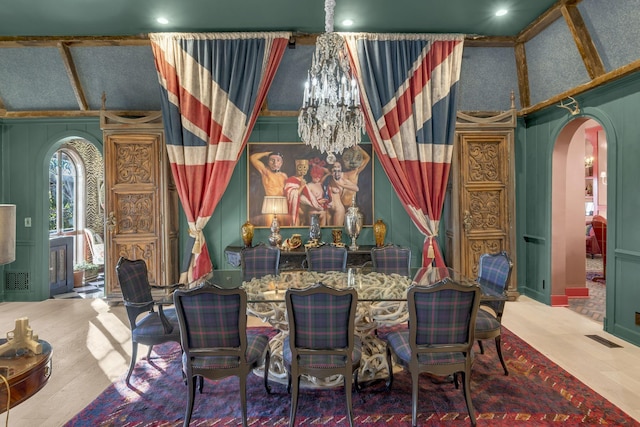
(247, 142), (374, 228)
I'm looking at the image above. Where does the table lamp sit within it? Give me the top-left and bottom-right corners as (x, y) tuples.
(261, 196), (288, 247)
(0, 204), (16, 265)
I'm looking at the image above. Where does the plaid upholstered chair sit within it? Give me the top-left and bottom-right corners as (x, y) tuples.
(240, 244), (280, 282)
(305, 245), (347, 273)
(173, 285), (271, 427)
(384, 279), (481, 427)
(115, 257), (182, 386)
(284, 283), (361, 427)
(475, 251), (513, 375)
(371, 244), (412, 276)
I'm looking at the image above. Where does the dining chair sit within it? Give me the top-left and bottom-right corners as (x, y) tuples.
(284, 283), (361, 427)
(173, 284), (271, 427)
(115, 257), (182, 386)
(305, 245), (347, 273)
(475, 251), (513, 375)
(371, 244), (412, 277)
(240, 244), (280, 282)
(384, 279), (481, 427)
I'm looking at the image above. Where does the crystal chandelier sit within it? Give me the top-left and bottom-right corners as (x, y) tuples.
(298, 0), (364, 161)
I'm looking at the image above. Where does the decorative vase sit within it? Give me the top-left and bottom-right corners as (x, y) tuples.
(332, 228), (343, 244)
(344, 199), (363, 251)
(241, 220), (254, 247)
(309, 214), (321, 242)
(373, 219), (387, 247)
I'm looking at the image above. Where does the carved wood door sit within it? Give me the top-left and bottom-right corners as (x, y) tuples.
(447, 109), (518, 299)
(102, 112), (179, 300)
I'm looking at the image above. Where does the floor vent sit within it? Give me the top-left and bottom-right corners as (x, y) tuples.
(586, 334), (622, 348)
(5, 271), (30, 291)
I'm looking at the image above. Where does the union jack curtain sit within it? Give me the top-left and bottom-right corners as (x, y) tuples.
(344, 34), (464, 267)
(150, 32), (290, 283)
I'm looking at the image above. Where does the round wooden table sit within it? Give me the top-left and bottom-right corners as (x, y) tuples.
(0, 340), (52, 413)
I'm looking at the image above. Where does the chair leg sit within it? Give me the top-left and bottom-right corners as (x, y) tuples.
(461, 370), (477, 426)
(184, 375), (196, 427)
(411, 370), (419, 427)
(126, 341), (138, 386)
(146, 345), (153, 359)
(289, 374), (300, 427)
(477, 339), (485, 354)
(344, 371), (355, 427)
(240, 375), (248, 427)
(495, 335), (509, 376)
(385, 345), (394, 391)
(198, 375), (204, 393)
(263, 350), (271, 394)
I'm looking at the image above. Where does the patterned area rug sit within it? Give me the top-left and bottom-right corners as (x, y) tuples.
(64, 326), (637, 426)
(568, 257), (605, 323)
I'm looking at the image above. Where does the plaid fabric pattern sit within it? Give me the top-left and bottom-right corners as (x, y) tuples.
(414, 289), (474, 345)
(241, 245), (280, 281)
(186, 334), (269, 369)
(478, 252), (512, 312)
(290, 292), (352, 349)
(371, 246), (411, 276)
(179, 292), (242, 349)
(134, 308), (178, 340)
(385, 331), (466, 365)
(116, 258), (153, 304)
(306, 246), (347, 273)
(475, 308), (501, 333)
(283, 336), (362, 368)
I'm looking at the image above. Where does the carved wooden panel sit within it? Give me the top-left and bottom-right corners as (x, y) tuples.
(111, 241), (158, 289)
(115, 143), (154, 185)
(115, 193), (155, 234)
(467, 189), (503, 231)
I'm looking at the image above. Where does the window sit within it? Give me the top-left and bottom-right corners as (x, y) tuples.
(49, 149), (80, 234)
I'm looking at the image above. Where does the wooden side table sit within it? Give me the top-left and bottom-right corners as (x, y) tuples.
(0, 340), (52, 413)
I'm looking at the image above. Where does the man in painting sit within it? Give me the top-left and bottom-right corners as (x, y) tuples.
(250, 151), (289, 225)
(284, 158), (309, 226)
(299, 158), (330, 226)
(324, 161), (359, 226)
(340, 145), (370, 208)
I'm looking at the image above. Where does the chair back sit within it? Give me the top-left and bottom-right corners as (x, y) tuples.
(477, 251), (512, 315)
(408, 280), (481, 361)
(173, 285), (248, 366)
(592, 215), (607, 275)
(371, 244), (411, 276)
(84, 228), (105, 265)
(287, 283), (356, 353)
(305, 245), (347, 273)
(241, 244), (280, 282)
(115, 257), (155, 327)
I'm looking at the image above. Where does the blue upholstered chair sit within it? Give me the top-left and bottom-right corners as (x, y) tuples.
(475, 251), (513, 375)
(240, 244), (280, 282)
(305, 245), (347, 273)
(173, 285), (271, 427)
(284, 283), (361, 427)
(384, 279), (481, 427)
(371, 244), (412, 277)
(115, 257), (181, 386)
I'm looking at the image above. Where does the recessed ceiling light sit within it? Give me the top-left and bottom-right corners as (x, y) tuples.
(495, 9), (508, 17)
(157, 17), (169, 25)
(342, 19), (354, 26)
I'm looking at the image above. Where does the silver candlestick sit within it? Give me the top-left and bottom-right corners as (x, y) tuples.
(344, 198), (363, 251)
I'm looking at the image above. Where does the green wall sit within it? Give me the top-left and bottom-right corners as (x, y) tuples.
(517, 72), (640, 346)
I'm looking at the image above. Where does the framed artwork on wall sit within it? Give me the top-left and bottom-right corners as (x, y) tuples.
(247, 142), (374, 228)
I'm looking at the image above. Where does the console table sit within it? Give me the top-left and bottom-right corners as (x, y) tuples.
(224, 245), (375, 271)
(0, 340), (52, 413)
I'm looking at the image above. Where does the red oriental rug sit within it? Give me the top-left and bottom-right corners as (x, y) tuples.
(64, 327), (637, 426)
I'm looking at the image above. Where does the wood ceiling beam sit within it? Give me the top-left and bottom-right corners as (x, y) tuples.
(514, 42), (531, 108)
(560, 2), (605, 79)
(58, 42), (89, 111)
(0, 35), (149, 48)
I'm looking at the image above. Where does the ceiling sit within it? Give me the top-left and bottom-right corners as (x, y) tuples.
(0, 0), (560, 117)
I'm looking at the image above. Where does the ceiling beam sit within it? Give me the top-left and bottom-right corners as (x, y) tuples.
(514, 42), (531, 108)
(58, 42), (89, 111)
(560, 2), (605, 79)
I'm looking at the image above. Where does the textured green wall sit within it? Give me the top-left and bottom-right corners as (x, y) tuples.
(517, 72), (640, 346)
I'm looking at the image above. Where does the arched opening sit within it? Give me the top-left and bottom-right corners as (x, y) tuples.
(551, 117), (607, 317)
(48, 138), (104, 297)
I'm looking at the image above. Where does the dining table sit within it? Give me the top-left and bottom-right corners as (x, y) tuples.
(241, 266), (504, 387)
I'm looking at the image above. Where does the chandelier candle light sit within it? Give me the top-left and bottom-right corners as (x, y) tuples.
(298, 0), (365, 162)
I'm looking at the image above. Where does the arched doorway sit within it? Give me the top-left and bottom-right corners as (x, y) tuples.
(551, 117), (607, 314)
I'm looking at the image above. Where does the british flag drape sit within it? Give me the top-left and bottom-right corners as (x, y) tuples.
(343, 34), (463, 267)
(150, 32), (290, 283)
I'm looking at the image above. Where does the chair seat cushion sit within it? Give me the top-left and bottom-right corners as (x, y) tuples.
(385, 331), (466, 365)
(185, 334), (270, 369)
(283, 337), (362, 368)
(475, 309), (501, 333)
(132, 308), (180, 343)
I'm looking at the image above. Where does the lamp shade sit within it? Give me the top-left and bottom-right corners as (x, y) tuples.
(261, 196), (288, 215)
(0, 204), (16, 265)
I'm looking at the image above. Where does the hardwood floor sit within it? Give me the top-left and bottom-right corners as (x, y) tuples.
(0, 295), (638, 426)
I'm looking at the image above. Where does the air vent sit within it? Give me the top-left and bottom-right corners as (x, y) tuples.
(586, 335), (622, 348)
(5, 271), (30, 291)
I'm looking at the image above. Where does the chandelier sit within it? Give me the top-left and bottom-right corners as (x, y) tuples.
(298, 0), (364, 161)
